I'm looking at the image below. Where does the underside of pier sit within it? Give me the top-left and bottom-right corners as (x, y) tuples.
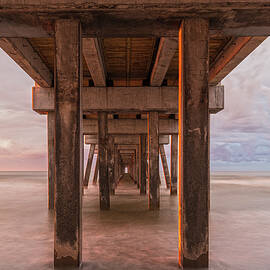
(0, 1), (269, 268)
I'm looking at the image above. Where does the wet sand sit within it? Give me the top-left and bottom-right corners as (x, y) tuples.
(0, 171), (269, 269)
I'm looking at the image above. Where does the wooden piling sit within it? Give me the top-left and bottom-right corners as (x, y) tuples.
(108, 135), (115, 195)
(148, 112), (160, 210)
(98, 112), (110, 210)
(140, 135), (147, 195)
(170, 134), (178, 195)
(54, 19), (82, 268)
(179, 18), (209, 268)
(114, 145), (119, 184)
(47, 111), (55, 210)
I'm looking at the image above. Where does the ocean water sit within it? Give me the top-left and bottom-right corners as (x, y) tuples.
(0, 171), (269, 270)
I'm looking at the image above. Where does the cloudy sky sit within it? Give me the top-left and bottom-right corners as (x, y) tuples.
(0, 38), (270, 171)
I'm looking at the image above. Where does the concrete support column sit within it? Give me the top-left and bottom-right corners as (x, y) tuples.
(98, 112), (110, 210)
(108, 135), (115, 195)
(170, 134), (178, 195)
(148, 111), (160, 210)
(54, 19), (82, 268)
(47, 111), (55, 210)
(159, 144), (170, 188)
(140, 135), (147, 195)
(83, 144), (95, 187)
(179, 18), (209, 268)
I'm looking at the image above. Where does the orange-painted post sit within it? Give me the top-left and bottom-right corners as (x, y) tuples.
(179, 18), (210, 268)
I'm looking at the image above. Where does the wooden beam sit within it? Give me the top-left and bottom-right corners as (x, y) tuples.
(32, 86), (178, 113)
(92, 150), (99, 185)
(0, 17), (50, 38)
(159, 145), (170, 189)
(209, 37), (267, 85)
(150, 37), (178, 86)
(0, 1), (269, 12)
(83, 119), (178, 135)
(2, 6), (270, 38)
(83, 144), (95, 187)
(209, 85), (224, 114)
(119, 149), (136, 154)
(85, 134), (169, 145)
(0, 38), (53, 87)
(83, 38), (106, 86)
(33, 86), (222, 113)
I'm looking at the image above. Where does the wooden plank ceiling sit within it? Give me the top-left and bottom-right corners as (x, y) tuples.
(29, 36), (231, 87)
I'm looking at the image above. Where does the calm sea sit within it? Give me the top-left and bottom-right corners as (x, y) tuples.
(0, 171), (269, 270)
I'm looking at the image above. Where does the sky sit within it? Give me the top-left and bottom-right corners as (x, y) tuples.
(0, 38), (270, 171)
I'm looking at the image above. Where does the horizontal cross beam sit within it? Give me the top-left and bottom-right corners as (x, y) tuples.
(85, 134), (169, 145)
(83, 119), (178, 135)
(33, 86), (224, 114)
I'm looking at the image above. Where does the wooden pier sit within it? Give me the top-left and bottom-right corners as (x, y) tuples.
(0, 0), (268, 267)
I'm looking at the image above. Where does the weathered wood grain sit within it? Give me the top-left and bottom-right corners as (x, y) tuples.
(54, 19), (82, 268)
(148, 112), (160, 210)
(180, 18), (209, 268)
(47, 111), (55, 210)
(98, 112), (110, 210)
(170, 134), (178, 195)
(83, 144), (95, 187)
(0, 38), (53, 87)
(150, 38), (178, 86)
(159, 145), (170, 189)
(83, 38), (106, 86)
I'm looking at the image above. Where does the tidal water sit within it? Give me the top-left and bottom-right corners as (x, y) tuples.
(0, 171), (269, 270)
